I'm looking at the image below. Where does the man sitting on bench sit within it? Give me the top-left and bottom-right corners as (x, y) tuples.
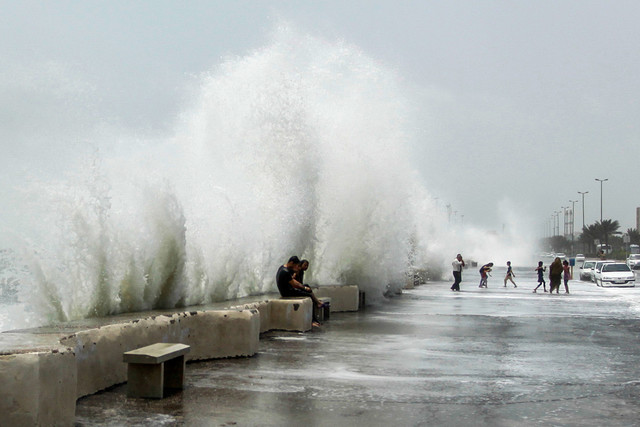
(276, 256), (324, 326)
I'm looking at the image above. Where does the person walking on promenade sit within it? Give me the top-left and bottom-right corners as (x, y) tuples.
(533, 261), (547, 293)
(504, 261), (517, 287)
(549, 257), (563, 294)
(451, 254), (465, 291)
(562, 259), (571, 293)
(478, 262), (493, 288)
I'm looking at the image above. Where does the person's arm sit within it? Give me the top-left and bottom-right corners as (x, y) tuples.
(289, 278), (309, 291)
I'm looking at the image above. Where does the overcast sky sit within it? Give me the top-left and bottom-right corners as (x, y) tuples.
(2, 1), (639, 233)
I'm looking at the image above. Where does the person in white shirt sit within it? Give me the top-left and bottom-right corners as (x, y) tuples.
(451, 254), (465, 291)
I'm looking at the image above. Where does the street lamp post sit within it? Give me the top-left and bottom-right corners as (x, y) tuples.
(561, 206), (568, 238)
(578, 191), (589, 253)
(569, 200), (578, 254)
(595, 178), (608, 222)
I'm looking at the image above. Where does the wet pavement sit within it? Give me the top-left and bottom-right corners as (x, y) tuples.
(75, 271), (640, 426)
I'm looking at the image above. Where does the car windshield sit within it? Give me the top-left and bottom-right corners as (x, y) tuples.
(630, 255), (640, 260)
(603, 264), (631, 272)
(583, 262), (595, 268)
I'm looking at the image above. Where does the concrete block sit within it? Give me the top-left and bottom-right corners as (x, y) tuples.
(62, 309), (260, 398)
(270, 298), (312, 331)
(183, 310), (260, 360)
(228, 300), (271, 333)
(313, 285), (360, 312)
(0, 350), (76, 426)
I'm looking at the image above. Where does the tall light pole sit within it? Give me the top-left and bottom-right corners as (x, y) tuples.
(561, 206), (568, 238)
(578, 191), (588, 230)
(578, 191), (589, 254)
(595, 178), (608, 222)
(569, 200), (578, 254)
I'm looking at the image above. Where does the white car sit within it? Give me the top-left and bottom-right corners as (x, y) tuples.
(579, 260), (596, 281)
(575, 254), (585, 264)
(596, 263), (636, 287)
(593, 260), (615, 285)
(627, 254), (640, 269)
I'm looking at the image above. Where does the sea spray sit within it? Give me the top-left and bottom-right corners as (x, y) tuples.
(1, 25), (534, 330)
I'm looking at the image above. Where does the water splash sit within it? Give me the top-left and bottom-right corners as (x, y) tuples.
(1, 25), (535, 329)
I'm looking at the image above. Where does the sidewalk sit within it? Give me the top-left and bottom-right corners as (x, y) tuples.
(76, 280), (640, 426)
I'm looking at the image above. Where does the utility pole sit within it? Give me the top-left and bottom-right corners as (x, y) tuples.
(569, 200), (578, 254)
(595, 178), (608, 222)
(578, 191), (589, 253)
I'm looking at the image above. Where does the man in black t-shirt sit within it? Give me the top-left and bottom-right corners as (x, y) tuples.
(276, 256), (324, 325)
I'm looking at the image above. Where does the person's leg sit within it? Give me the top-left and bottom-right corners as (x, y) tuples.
(452, 271), (461, 291)
(564, 278), (569, 293)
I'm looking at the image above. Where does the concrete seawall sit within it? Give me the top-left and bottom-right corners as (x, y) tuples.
(0, 285), (360, 426)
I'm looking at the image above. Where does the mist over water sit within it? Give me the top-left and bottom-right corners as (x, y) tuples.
(0, 26), (535, 331)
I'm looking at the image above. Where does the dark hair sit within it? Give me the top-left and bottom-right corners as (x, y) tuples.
(538, 261), (543, 266)
(300, 259), (309, 265)
(288, 256), (301, 264)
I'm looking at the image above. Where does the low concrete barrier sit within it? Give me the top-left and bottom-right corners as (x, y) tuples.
(269, 298), (312, 331)
(228, 300), (271, 333)
(0, 349), (77, 426)
(0, 284), (359, 425)
(314, 285), (360, 312)
(60, 309), (260, 399)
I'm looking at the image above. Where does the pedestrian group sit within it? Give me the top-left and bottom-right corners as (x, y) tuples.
(451, 255), (571, 294)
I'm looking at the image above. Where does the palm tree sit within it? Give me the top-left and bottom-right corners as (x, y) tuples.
(597, 219), (621, 248)
(627, 228), (640, 245)
(580, 223), (600, 254)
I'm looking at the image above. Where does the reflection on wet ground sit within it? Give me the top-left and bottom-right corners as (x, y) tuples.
(76, 276), (640, 426)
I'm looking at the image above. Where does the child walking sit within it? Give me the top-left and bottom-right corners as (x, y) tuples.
(562, 259), (571, 294)
(533, 261), (546, 293)
(504, 261), (517, 287)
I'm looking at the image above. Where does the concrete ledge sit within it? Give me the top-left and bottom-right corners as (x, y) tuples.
(314, 285), (360, 312)
(270, 298), (312, 331)
(0, 350), (77, 426)
(60, 309), (260, 399)
(228, 300), (272, 333)
(0, 285), (360, 425)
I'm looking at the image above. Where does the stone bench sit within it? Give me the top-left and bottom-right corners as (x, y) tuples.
(272, 298), (313, 331)
(123, 343), (190, 398)
(313, 285), (361, 312)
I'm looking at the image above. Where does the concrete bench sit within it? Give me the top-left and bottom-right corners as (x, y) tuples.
(272, 298), (313, 331)
(123, 343), (190, 398)
(313, 285), (361, 312)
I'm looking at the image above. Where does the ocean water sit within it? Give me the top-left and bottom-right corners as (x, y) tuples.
(0, 27), (536, 332)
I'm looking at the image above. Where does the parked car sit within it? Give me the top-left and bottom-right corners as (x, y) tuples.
(596, 263), (635, 287)
(579, 260), (597, 281)
(575, 254), (585, 264)
(626, 254), (640, 269)
(593, 260), (615, 285)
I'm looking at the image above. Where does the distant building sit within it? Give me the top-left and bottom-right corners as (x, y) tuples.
(637, 207), (640, 230)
